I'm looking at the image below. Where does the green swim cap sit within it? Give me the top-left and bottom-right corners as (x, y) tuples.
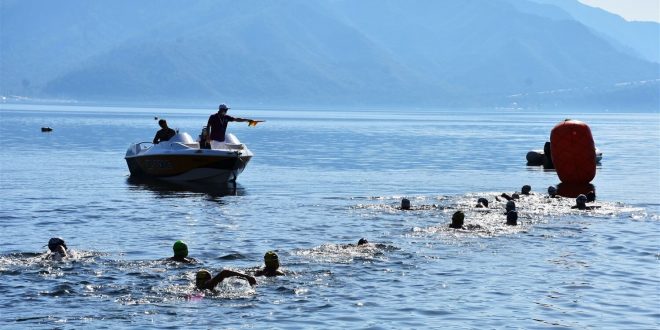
(264, 251), (279, 269)
(173, 240), (188, 258)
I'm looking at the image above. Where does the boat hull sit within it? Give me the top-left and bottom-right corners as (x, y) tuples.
(126, 153), (251, 182)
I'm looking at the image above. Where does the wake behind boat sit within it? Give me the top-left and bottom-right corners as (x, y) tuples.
(125, 131), (252, 182)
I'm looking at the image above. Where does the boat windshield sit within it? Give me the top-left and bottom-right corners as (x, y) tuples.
(169, 132), (195, 144)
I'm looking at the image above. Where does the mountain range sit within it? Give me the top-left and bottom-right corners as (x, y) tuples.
(1, 0), (658, 109)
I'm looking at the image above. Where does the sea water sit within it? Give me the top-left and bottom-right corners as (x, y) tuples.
(0, 104), (658, 329)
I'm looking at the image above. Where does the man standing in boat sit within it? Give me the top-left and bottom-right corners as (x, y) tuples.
(206, 104), (257, 149)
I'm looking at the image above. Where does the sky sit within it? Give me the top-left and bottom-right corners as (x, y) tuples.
(579, 0), (660, 22)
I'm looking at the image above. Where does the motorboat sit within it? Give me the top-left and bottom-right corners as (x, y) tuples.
(125, 131), (252, 182)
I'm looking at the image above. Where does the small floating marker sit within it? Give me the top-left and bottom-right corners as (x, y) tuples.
(41, 127), (53, 132)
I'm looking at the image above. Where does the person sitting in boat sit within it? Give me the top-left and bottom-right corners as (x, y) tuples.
(169, 240), (197, 264)
(571, 194), (600, 210)
(153, 119), (176, 144)
(206, 104), (257, 149)
(195, 269), (256, 290)
(254, 251), (285, 277)
(46, 237), (68, 260)
(198, 126), (211, 149)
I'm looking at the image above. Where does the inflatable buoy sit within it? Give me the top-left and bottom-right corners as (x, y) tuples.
(550, 119), (596, 184)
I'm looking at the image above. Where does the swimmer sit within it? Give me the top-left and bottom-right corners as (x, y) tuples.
(571, 194), (600, 210)
(506, 210), (518, 226)
(169, 240), (197, 263)
(449, 211), (464, 229)
(46, 237), (68, 260)
(195, 269), (256, 290)
(521, 185), (531, 195)
(448, 211), (481, 230)
(357, 238), (369, 246)
(586, 190), (596, 202)
(498, 192), (520, 201)
(505, 200), (516, 214)
(547, 186), (558, 198)
(254, 251), (285, 277)
(400, 198), (411, 210)
(475, 197), (489, 208)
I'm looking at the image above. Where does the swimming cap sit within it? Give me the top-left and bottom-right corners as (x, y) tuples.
(506, 200), (516, 213)
(576, 194), (587, 204)
(547, 186), (557, 195)
(506, 211), (518, 226)
(521, 185), (531, 195)
(357, 238), (369, 246)
(264, 251), (279, 269)
(450, 211), (465, 228)
(477, 198), (489, 207)
(586, 191), (596, 202)
(512, 193), (520, 200)
(195, 269), (212, 289)
(48, 237), (67, 252)
(401, 198), (411, 210)
(173, 240), (188, 258)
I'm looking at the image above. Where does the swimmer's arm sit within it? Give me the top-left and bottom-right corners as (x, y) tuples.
(208, 270), (257, 287)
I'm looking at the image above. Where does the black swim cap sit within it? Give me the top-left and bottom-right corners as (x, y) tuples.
(521, 185), (531, 195)
(477, 198), (489, 207)
(401, 198), (411, 210)
(48, 237), (67, 252)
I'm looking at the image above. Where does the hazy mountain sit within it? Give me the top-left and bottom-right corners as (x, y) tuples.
(530, 0), (660, 64)
(1, 0), (658, 108)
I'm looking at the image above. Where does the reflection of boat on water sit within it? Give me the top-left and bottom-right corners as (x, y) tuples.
(125, 132), (252, 183)
(126, 176), (245, 197)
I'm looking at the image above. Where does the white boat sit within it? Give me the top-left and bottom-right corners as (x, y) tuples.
(125, 131), (252, 182)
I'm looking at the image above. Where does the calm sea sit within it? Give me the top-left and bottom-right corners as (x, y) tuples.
(0, 104), (658, 329)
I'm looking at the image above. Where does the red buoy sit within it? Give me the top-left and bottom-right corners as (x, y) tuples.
(550, 119), (596, 184)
